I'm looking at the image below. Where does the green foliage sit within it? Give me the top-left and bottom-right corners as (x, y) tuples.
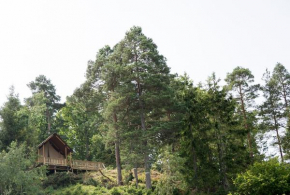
(0, 142), (46, 194)
(177, 74), (250, 193)
(225, 66), (260, 158)
(272, 63), (290, 109)
(154, 145), (187, 195)
(49, 184), (151, 195)
(260, 69), (285, 161)
(1, 27), (290, 194)
(272, 63), (290, 160)
(57, 82), (104, 161)
(90, 134), (115, 166)
(27, 75), (62, 140)
(83, 177), (99, 187)
(22, 92), (48, 146)
(0, 87), (27, 150)
(233, 158), (290, 195)
(43, 172), (82, 189)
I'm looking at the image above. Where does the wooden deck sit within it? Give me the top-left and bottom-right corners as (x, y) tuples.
(38, 156), (104, 171)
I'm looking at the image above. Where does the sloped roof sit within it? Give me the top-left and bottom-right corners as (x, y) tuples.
(38, 133), (73, 154)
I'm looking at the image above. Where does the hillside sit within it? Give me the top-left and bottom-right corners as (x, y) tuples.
(46, 169), (163, 195)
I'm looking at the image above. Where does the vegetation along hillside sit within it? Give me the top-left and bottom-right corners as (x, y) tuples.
(1, 26), (290, 194)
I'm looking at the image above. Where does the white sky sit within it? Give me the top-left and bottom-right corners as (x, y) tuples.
(0, 0), (290, 105)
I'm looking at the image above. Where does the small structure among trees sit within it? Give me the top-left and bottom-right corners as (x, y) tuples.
(37, 133), (104, 172)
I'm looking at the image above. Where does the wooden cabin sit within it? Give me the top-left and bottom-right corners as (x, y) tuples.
(37, 133), (104, 171)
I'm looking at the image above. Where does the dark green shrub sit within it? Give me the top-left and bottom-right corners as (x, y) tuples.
(110, 187), (121, 195)
(233, 158), (290, 195)
(0, 142), (47, 195)
(83, 177), (99, 186)
(43, 172), (82, 189)
(125, 172), (134, 184)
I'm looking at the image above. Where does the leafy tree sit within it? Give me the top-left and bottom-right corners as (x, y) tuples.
(24, 92), (49, 145)
(0, 142), (46, 194)
(58, 82), (103, 160)
(233, 158), (290, 195)
(0, 87), (25, 150)
(225, 67), (260, 158)
(27, 75), (62, 137)
(90, 134), (115, 166)
(155, 145), (187, 195)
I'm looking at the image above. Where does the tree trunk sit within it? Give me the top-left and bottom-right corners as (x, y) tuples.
(239, 85), (252, 158)
(190, 124), (198, 179)
(273, 114), (284, 162)
(144, 154), (152, 189)
(281, 84), (290, 120)
(214, 118), (229, 191)
(134, 166), (139, 187)
(85, 130), (89, 160)
(113, 112), (123, 185)
(46, 109), (51, 135)
(115, 140), (123, 185)
(281, 83), (288, 108)
(136, 77), (152, 189)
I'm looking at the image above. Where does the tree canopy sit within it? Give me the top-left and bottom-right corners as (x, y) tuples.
(0, 27), (289, 194)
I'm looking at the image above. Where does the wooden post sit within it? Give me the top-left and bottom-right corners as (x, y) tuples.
(70, 153), (72, 168)
(43, 144), (45, 164)
(65, 147), (67, 166)
(38, 149), (40, 163)
(54, 166), (56, 174)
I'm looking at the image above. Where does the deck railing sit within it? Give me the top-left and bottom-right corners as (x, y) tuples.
(71, 159), (104, 171)
(38, 156), (67, 166)
(38, 156), (104, 171)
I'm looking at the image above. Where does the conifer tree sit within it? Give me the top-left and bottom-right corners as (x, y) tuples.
(272, 63), (290, 159)
(179, 74), (249, 193)
(0, 87), (24, 149)
(114, 26), (172, 188)
(86, 46), (125, 185)
(27, 75), (61, 136)
(225, 67), (260, 158)
(272, 63), (290, 110)
(260, 69), (285, 162)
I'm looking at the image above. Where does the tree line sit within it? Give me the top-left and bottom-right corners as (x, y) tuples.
(0, 26), (289, 194)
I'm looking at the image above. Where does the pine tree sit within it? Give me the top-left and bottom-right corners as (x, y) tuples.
(272, 63), (290, 159)
(86, 46), (125, 185)
(272, 63), (290, 110)
(225, 67), (260, 159)
(113, 26), (173, 188)
(260, 69), (285, 162)
(27, 75), (62, 136)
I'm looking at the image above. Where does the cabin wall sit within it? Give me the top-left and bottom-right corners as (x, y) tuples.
(39, 142), (65, 159)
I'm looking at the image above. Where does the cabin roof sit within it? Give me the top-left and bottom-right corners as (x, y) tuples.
(38, 133), (73, 154)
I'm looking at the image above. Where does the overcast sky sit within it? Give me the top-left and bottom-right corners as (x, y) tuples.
(0, 0), (289, 106)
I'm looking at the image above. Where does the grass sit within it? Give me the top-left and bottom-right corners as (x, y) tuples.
(89, 168), (162, 185)
(46, 183), (152, 195)
(45, 168), (161, 194)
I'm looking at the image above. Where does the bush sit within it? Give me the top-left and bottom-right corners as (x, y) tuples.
(233, 158), (290, 195)
(83, 177), (99, 187)
(43, 172), (82, 189)
(0, 142), (47, 195)
(110, 187), (122, 195)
